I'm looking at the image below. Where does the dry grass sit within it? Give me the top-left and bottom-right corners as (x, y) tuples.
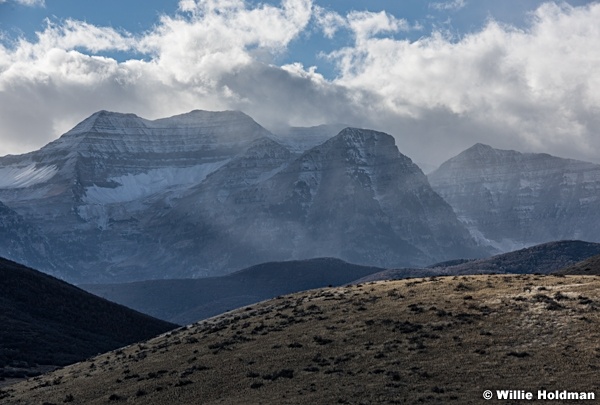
(3, 274), (600, 404)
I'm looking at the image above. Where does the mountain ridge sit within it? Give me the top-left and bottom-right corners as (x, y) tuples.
(429, 143), (600, 251)
(354, 240), (600, 283)
(0, 112), (489, 283)
(554, 254), (600, 275)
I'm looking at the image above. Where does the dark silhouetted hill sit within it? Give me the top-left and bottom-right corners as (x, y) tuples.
(82, 258), (384, 324)
(354, 240), (600, 282)
(554, 254), (600, 275)
(0, 258), (176, 379)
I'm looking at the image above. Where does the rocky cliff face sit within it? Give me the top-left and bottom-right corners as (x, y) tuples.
(0, 110), (272, 281)
(147, 128), (488, 277)
(0, 112), (487, 283)
(260, 128), (486, 265)
(0, 201), (60, 276)
(428, 143), (600, 251)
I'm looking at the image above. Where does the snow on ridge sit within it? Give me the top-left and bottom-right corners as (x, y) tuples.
(0, 164), (58, 189)
(83, 160), (229, 204)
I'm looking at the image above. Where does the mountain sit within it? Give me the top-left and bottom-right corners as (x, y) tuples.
(153, 127), (489, 277)
(0, 257), (176, 381)
(354, 240), (600, 283)
(81, 258), (385, 324)
(0, 201), (61, 277)
(4, 274), (599, 404)
(0, 111), (488, 283)
(0, 110), (277, 282)
(554, 254), (600, 275)
(428, 143), (600, 251)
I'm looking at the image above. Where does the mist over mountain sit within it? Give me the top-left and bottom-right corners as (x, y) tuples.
(0, 110), (272, 282)
(268, 124), (349, 153)
(429, 143), (600, 251)
(154, 127), (488, 278)
(0, 110), (488, 283)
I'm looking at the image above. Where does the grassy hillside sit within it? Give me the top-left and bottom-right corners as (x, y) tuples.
(0, 258), (176, 381)
(4, 274), (600, 404)
(82, 258), (384, 324)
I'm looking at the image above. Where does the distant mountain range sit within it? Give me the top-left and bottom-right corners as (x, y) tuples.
(0, 257), (176, 380)
(0, 110), (488, 283)
(429, 143), (600, 251)
(3, 110), (600, 284)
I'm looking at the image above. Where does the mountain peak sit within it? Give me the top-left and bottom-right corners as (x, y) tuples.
(39, 109), (273, 159)
(335, 127), (394, 143)
(318, 127), (406, 166)
(319, 127), (397, 156)
(460, 143), (505, 158)
(468, 143), (495, 151)
(429, 142), (600, 252)
(438, 143), (522, 168)
(157, 109), (256, 126)
(67, 110), (146, 135)
(67, 109), (264, 135)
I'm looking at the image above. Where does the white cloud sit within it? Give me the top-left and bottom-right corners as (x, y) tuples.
(19, 0), (45, 6)
(0, 0), (314, 155)
(0, 1), (600, 166)
(346, 10), (410, 41)
(4, 0), (46, 7)
(325, 2), (600, 162)
(429, 0), (467, 12)
(314, 6), (346, 38)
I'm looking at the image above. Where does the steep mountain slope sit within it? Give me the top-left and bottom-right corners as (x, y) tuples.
(81, 258), (385, 324)
(261, 128), (487, 265)
(0, 258), (176, 381)
(154, 127), (488, 276)
(0, 110), (277, 282)
(554, 254), (600, 275)
(428, 143), (600, 251)
(355, 240), (600, 283)
(0, 201), (61, 277)
(4, 275), (600, 404)
(0, 111), (488, 283)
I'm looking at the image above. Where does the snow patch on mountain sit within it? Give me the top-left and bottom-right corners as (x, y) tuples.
(83, 161), (229, 204)
(0, 164), (58, 189)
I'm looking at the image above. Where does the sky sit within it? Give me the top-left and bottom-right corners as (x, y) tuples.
(0, 0), (599, 166)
